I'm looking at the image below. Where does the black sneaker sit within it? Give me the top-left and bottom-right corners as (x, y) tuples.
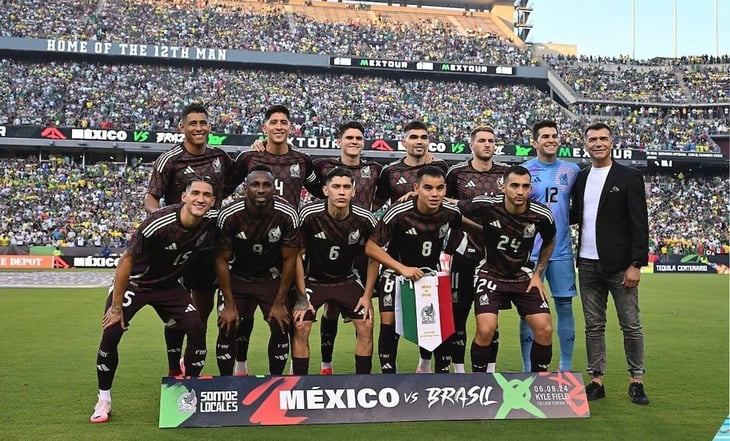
(585, 381), (606, 401)
(628, 382), (650, 405)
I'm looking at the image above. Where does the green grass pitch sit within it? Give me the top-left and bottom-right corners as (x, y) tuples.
(0, 273), (726, 441)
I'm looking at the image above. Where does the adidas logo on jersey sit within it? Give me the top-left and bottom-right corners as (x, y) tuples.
(236, 231), (247, 239)
(315, 231), (327, 240)
(539, 301), (549, 309)
(405, 227), (418, 236)
(183, 166), (195, 174)
(466, 180), (476, 188)
(185, 304), (197, 313)
(489, 220), (501, 229)
(164, 243), (178, 250)
(396, 176), (408, 185)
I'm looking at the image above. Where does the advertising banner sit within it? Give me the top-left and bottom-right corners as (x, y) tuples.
(160, 372), (589, 428)
(0, 255), (54, 269)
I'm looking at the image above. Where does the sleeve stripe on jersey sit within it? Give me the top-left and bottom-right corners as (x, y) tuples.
(529, 202), (556, 223)
(442, 200), (461, 214)
(154, 146), (183, 173)
(299, 201), (326, 222)
(382, 200), (414, 223)
(472, 194), (503, 204)
(205, 209), (219, 220)
(445, 161), (469, 178)
(141, 211), (178, 237)
(306, 172), (318, 183)
(274, 200), (300, 227)
(217, 200), (247, 228)
(352, 205), (378, 228)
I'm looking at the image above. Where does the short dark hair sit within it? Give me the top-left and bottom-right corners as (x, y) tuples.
(337, 121), (365, 139)
(416, 165), (445, 182)
(325, 167), (355, 185)
(404, 120), (428, 133)
(470, 126), (495, 141)
(185, 175), (213, 191)
(532, 120), (558, 140)
(181, 103), (208, 121)
(246, 164), (274, 183)
(584, 121), (612, 136)
(265, 104), (290, 121)
(503, 165), (531, 182)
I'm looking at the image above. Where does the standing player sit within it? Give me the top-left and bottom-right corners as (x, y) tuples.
(445, 126), (508, 373)
(91, 177), (235, 423)
(365, 166), (461, 374)
(291, 168), (379, 375)
(225, 104), (323, 376)
(214, 165), (300, 376)
(312, 121), (382, 375)
(520, 120), (580, 372)
(372, 120), (450, 373)
(144, 103), (234, 376)
(456, 166), (556, 373)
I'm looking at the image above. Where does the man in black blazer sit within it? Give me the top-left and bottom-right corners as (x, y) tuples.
(570, 122), (650, 405)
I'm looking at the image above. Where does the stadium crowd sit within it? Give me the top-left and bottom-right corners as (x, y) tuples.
(0, 156), (727, 255)
(1, 0), (532, 66)
(0, 58), (725, 152)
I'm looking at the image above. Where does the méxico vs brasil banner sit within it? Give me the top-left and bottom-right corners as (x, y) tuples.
(159, 372), (589, 428)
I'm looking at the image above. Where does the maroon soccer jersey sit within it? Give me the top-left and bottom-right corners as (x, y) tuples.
(374, 158), (449, 204)
(314, 157), (382, 210)
(299, 200), (377, 282)
(147, 144), (233, 209)
(216, 196), (299, 280)
(446, 160), (508, 260)
(229, 148), (323, 207)
(126, 204), (215, 291)
(370, 198), (461, 271)
(457, 195), (556, 283)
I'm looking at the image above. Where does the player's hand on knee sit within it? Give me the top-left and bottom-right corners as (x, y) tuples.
(354, 297), (373, 323)
(103, 304), (127, 330)
(268, 304), (290, 331)
(217, 304), (239, 336)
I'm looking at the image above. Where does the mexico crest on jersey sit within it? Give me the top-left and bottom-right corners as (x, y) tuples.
(360, 166), (371, 179)
(348, 229), (360, 245)
(290, 163), (300, 178)
(523, 223), (536, 239)
(213, 157), (221, 174)
(438, 223), (450, 238)
(268, 226), (281, 243)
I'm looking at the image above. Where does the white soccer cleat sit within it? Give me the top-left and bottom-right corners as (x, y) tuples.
(90, 399), (112, 423)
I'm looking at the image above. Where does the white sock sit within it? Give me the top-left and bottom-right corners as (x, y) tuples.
(453, 363), (466, 374)
(235, 360), (248, 375)
(417, 358), (432, 372)
(321, 362), (333, 370)
(486, 362), (496, 373)
(99, 390), (111, 402)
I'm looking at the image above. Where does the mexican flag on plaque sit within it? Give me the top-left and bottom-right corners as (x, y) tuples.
(394, 271), (455, 351)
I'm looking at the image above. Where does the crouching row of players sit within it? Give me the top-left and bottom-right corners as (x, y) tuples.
(91, 164), (556, 423)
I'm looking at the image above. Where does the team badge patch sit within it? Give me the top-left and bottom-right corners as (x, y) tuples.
(523, 223), (536, 239)
(268, 226), (281, 243)
(439, 223), (450, 238)
(290, 164), (300, 178)
(360, 166), (371, 178)
(348, 229), (360, 245)
(213, 157), (221, 174)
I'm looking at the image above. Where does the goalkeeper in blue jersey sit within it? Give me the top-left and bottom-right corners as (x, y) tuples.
(520, 120), (580, 372)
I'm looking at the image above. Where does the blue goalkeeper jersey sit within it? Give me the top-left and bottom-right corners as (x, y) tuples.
(523, 158), (580, 261)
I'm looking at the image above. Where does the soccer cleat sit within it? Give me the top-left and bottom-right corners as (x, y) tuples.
(584, 381), (606, 401)
(320, 367), (333, 375)
(628, 382), (650, 405)
(90, 399), (112, 423)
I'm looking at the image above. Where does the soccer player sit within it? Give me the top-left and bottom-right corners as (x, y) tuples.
(291, 167), (379, 374)
(312, 121), (382, 375)
(214, 165), (300, 376)
(372, 120), (450, 373)
(91, 177), (235, 423)
(520, 120), (580, 372)
(456, 166), (556, 373)
(445, 126), (508, 373)
(225, 104), (323, 376)
(144, 103), (234, 376)
(365, 165), (461, 374)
